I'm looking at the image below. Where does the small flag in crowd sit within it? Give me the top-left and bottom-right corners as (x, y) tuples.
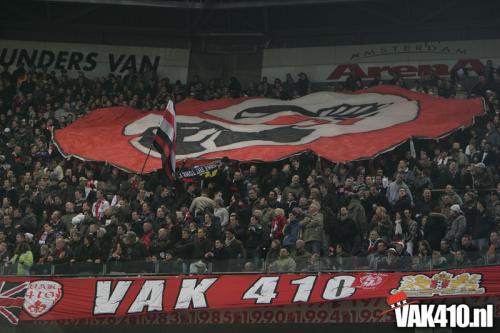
(153, 99), (176, 181)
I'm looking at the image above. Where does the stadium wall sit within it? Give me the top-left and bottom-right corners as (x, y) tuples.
(262, 39), (500, 83)
(0, 39), (190, 82)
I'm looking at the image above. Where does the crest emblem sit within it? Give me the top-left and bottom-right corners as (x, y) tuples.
(23, 280), (63, 318)
(391, 271), (485, 298)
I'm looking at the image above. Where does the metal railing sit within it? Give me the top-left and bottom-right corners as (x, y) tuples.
(2, 254), (498, 277)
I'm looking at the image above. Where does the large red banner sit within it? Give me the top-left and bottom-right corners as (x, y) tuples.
(53, 86), (485, 173)
(1, 266), (499, 323)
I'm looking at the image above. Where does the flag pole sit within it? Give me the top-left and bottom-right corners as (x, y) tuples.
(139, 143), (154, 175)
(139, 98), (170, 175)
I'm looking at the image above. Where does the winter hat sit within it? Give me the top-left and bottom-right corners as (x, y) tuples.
(71, 213), (85, 225)
(450, 204), (462, 214)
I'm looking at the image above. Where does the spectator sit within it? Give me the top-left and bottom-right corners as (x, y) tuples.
(269, 247), (296, 273)
(224, 229), (245, 260)
(415, 188), (435, 217)
(454, 249), (471, 268)
(444, 204), (467, 249)
(347, 194), (367, 238)
(413, 240), (432, 270)
(470, 199), (495, 251)
(245, 215), (264, 262)
(332, 206), (359, 252)
(368, 238), (388, 269)
(291, 239), (311, 271)
(9, 241), (33, 275)
(92, 190), (110, 222)
(377, 247), (402, 270)
(206, 239), (229, 272)
(299, 202), (323, 254)
(423, 205), (448, 250)
(370, 206), (392, 240)
(332, 243), (353, 270)
(460, 235), (480, 263)
(282, 208), (301, 251)
(386, 173), (413, 206)
(270, 208), (286, 241)
(189, 190), (215, 216)
(282, 175), (305, 201)
(265, 239), (281, 267)
(122, 231), (149, 261)
(439, 239), (455, 264)
(214, 198), (228, 228)
(431, 250), (448, 269)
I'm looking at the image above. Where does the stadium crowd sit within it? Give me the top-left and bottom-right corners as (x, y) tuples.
(0, 61), (499, 275)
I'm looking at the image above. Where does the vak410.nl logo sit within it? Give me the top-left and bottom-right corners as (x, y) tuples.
(381, 292), (493, 328)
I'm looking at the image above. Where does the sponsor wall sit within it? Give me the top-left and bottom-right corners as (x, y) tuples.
(262, 39), (500, 82)
(0, 267), (499, 324)
(0, 40), (190, 82)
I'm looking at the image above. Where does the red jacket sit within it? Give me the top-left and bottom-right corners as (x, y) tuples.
(271, 215), (286, 240)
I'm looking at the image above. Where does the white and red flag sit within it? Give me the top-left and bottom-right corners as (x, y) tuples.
(152, 99), (176, 180)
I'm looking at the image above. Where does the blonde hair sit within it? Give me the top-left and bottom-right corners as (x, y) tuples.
(275, 208), (285, 216)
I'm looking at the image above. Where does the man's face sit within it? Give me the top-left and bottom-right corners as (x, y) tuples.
(3, 216), (12, 227)
(249, 189), (257, 200)
(377, 242), (386, 253)
(279, 248), (289, 258)
(15, 234), (23, 243)
(445, 185), (453, 194)
(292, 175), (300, 184)
(345, 178), (353, 187)
(490, 232), (498, 244)
(56, 239), (65, 249)
(65, 202), (74, 213)
(197, 229), (205, 239)
(461, 237), (471, 247)
(396, 173), (403, 182)
(158, 228), (167, 238)
(423, 189), (431, 200)
(143, 223), (152, 233)
(340, 207), (348, 220)
(440, 241), (449, 251)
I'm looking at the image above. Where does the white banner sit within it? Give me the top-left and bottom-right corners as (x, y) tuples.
(262, 39), (500, 82)
(0, 39), (189, 82)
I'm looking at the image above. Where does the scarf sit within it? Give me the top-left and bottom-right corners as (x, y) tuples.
(395, 219), (403, 236)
